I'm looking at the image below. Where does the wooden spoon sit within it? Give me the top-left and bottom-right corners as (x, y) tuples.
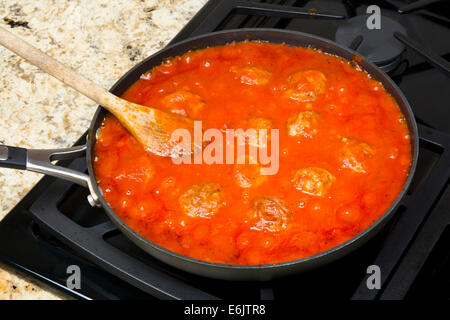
(0, 26), (197, 158)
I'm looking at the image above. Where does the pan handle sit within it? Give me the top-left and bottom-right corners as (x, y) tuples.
(0, 144), (90, 188)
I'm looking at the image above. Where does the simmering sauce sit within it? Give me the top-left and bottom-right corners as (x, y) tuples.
(94, 42), (412, 265)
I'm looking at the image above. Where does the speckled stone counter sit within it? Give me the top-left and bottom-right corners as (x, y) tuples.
(0, 0), (206, 300)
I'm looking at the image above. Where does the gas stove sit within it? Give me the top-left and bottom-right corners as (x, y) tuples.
(0, 0), (449, 300)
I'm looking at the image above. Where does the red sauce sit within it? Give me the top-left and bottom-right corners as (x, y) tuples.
(94, 42), (412, 265)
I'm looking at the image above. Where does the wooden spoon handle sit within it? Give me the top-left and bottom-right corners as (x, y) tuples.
(0, 26), (197, 157)
(0, 26), (117, 111)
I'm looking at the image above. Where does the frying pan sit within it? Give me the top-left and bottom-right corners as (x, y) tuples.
(0, 29), (419, 281)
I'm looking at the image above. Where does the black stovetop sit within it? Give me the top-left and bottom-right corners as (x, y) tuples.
(0, 0), (449, 300)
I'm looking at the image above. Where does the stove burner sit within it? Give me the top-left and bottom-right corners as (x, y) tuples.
(335, 15), (407, 72)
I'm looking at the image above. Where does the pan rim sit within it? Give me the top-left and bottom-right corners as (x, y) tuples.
(86, 28), (419, 272)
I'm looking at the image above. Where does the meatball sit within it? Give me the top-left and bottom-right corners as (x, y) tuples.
(113, 155), (155, 191)
(234, 156), (267, 188)
(179, 182), (224, 218)
(292, 167), (335, 197)
(249, 196), (291, 232)
(161, 90), (205, 118)
(245, 117), (272, 130)
(235, 117), (273, 148)
(340, 137), (375, 173)
(230, 66), (272, 85)
(286, 110), (320, 138)
(283, 70), (327, 102)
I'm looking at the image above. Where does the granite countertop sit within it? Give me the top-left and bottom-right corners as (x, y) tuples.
(0, 0), (206, 300)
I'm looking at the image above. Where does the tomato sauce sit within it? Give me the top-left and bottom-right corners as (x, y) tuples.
(94, 42), (412, 265)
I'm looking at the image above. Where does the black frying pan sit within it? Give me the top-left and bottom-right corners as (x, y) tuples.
(0, 29), (419, 281)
